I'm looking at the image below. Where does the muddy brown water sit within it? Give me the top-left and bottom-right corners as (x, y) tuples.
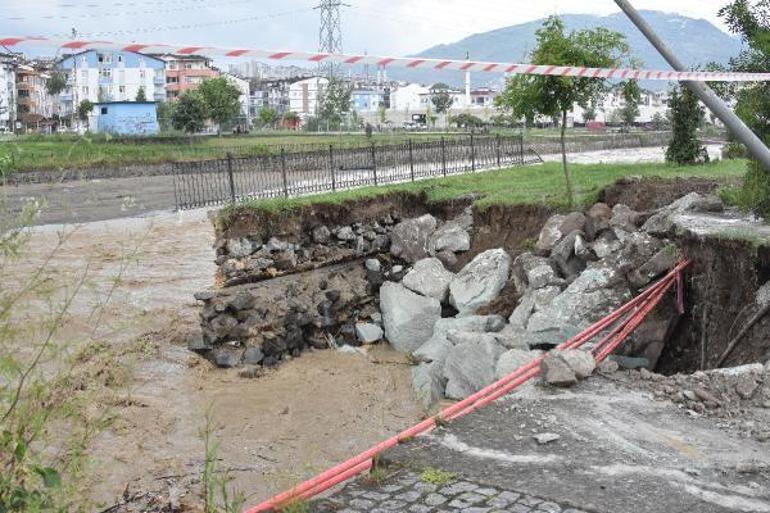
(2, 208), (423, 508)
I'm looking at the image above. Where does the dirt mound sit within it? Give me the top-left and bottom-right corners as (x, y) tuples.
(599, 176), (726, 211)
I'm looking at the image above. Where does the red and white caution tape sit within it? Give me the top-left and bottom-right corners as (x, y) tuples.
(2, 35), (769, 82)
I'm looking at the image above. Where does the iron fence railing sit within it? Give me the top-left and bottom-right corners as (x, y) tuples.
(172, 135), (542, 210)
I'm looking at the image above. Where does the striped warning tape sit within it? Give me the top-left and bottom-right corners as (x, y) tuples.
(2, 35), (769, 82)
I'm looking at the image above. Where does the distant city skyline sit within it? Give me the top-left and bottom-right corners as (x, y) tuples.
(0, 1), (733, 59)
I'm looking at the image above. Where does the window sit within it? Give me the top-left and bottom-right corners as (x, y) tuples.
(97, 53), (112, 64)
(119, 86), (126, 93)
(81, 70), (88, 80)
(101, 107), (108, 115)
(118, 54), (123, 63)
(100, 68), (112, 79)
(81, 86), (89, 95)
(140, 70), (146, 79)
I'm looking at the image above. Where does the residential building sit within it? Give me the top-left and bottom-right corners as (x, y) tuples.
(250, 78), (293, 118)
(159, 54), (219, 100)
(16, 64), (57, 132)
(351, 88), (389, 113)
(57, 50), (166, 122)
(223, 73), (251, 128)
(88, 101), (159, 135)
(288, 77), (328, 116)
(0, 54), (17, 132)
(389, 83), (429, 112)
(469, 88), (498, 108)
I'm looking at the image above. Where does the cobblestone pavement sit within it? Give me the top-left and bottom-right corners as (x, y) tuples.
(312, 470), (587, 513)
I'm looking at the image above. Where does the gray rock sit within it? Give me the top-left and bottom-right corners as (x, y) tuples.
(210, 314), (238, 339)
(389, 214), (438, 263)
(584, 203), (612, 240)
(273, 250), (297, 271)
(756, 281), (770, 308)
(435, 249), (458, 268)
(527, 263), (631, 333)
(628, 245), (681, 288)
(226, 238), (254, 258)
(509, 294), (536, 329)
(574, 233), (596, 262)
(540, 352), (578, 386)
(512, 252), (559, 292)
(610, 204), (641, 232)
(228, 291), (255, 311)
(266, 237), (291, 252)
(213, 347), (243, 368)
(496, 349), (544, 380)
(447, 330), (503, 347)
(312, 225), (331, 244)
(370, 311), (383, 325)
(194, 290), (215, 301)
(490, 327), (530, 350)
(550, 230), (586, 280)
(187, 333), (211, 352)
(610, 355), (650, 370)
(535, 212), (586, 255)
(412, 362), (446, 409)
(243, 346), (264, 365)
(642, 193), (723, 236)
(443, 340), (505, 399)
(355, 322), (384, 344)
(402, 258), (455, 302)
(533, 433), (561, 445)
(591, 231), (622, 259)
(336, 226), (357, 241)
(365, 258), (381, 272)
(372, 235), (390, 251)
(412, 334), (453, 366)
(412, 315), (506, 365)
(429, 222), (471, 254)
(380, 282), (441, 353)
(559, 349), (596, 379)
(449, 249), (511, 315)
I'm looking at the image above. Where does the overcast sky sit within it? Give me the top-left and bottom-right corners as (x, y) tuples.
(0, 0), (732, 57)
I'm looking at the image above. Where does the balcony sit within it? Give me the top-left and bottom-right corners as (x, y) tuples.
(154, 75), (165, 85)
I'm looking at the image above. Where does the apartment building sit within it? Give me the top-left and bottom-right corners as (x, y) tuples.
(16, 64), (57, 132)
(159, 54), (219, 100)
(0, 54), (17, 132)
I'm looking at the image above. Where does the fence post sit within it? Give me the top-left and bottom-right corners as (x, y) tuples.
(519, 133), (525, 164)
(441, 136), (447, 177)
(470, 132), (476, 172)
(496, 134), (502, 167)
(408, 139), (415, 182)
(371, 142), (378, 186)
(226, 152), (236, 204)
(329, 144), (336, 192)
(281, 147), (289, 198)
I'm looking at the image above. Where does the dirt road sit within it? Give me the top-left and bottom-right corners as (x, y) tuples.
(2, 208), (424, 509)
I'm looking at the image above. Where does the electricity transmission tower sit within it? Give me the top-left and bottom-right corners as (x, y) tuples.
(316, 0), (347, 79)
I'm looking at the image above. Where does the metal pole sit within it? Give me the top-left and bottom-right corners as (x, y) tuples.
(495, 134), (501, 167)
(470, 132), (476, 172)
(614, 0), (770, 170)
(226, 152), (236, 204)
(441, 136), (447, 177)
(371, 142), (378, 186)
(281, 147), (289, 198)
(408, 139), (415, 182)
(329, 144), (336, 192)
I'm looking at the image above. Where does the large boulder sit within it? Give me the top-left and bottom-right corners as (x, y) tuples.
(527, 263), (632, 333)
(496, 349), (544, 380)
(541, 349), (596, 387)
(584, 203), (612, 240)
(380, 282), (441, 353)
(389, 214), (438, 263)
(429, 222), (471, 254)
(642, 193), (723, 236)
(443, 339), (506, 399)
(412, 362), (446, 409)
(412, 315), (506, 366)
(508, 286), (562, 330)
(550, 230), (587, 281)
(449, 249), (511, 315)
(609, 204), (641, 233)
(535, 212), (586, 256)
(512, 252), (563, 293)
(402, 258), (455, 302)
(628, 245), (681, 289)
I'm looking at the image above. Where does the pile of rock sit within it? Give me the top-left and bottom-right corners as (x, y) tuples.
(389, 193), (724, 408)
(215, 218), (396, 285)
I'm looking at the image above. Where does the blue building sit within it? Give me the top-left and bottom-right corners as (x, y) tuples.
(91, 101), (160, 136)
(352, 89), (388, 113)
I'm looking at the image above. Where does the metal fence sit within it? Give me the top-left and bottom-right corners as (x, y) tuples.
(172, 135), (542, 209)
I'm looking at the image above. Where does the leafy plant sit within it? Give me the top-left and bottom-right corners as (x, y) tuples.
(496, 16), (629, 207)
(420, 467), (457, 485)
(318, 77), (352, 131)
(198, 77), (243, 135)
(135, 86), (147, 102)
(45, 72), (67, 96)
(172, 91), (208, 134)
(665, 85), (708, 166)
(430, 83), (454, 116)
(619, 79), (642, 128)
(258, 107), (278, 129)
(201, 409), (245, 513)
(76, 100), (94, 122)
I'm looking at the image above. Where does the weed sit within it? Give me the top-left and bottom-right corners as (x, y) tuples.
(278, 499), (310, 513)
(420, 467), (457, 485)
(201, 408), (246, 513)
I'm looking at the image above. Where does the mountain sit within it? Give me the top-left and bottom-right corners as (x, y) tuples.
(387, 10), (744, 90)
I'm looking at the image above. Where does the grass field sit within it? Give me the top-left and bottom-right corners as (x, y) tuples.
(0, 128), (678, 172)
(228, 159), (746, 217)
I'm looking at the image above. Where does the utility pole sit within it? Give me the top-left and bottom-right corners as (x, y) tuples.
(614, 0), (770, 170)
(315, 0), (347, 80)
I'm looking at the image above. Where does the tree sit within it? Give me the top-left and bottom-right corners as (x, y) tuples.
(45, 71), (67, 96)
(77, 100), (93, 122)
(135, 86), (147, 102)
(665, 85), (709, 165)
(318, 77), (352, 131)
(197, 77), (242, 134)
(651, 111), (669, 131)
(171, 91), (207, 134)
(156, 101), (174, 132)
(496, 16), (628, 206)
(619, 80), (642, 128)
(430, 83), (454, 125)
(450, 113), (485, 129)
(718, 0), (770, 213)
(257, 107), (278, 129)
(582, 102), (597, 124)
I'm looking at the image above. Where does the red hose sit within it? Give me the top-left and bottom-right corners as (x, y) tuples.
(246, 260), (690, 513)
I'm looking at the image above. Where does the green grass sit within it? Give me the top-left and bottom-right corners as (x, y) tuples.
(420, 467), (457, 485)
(226, 159), (746, 219)
(0, 132), (465, 172)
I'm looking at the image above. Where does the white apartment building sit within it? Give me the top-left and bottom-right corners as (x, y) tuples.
(57, 50), (166, 119)
(289, 77), (328, 116)
(224, 73), (251, 123)
(0, 55), (17, 131)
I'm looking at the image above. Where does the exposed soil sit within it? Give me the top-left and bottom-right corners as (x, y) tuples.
(599, 176), (728, 211)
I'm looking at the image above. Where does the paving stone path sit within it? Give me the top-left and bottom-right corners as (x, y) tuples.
(311, 470), (588, 513)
